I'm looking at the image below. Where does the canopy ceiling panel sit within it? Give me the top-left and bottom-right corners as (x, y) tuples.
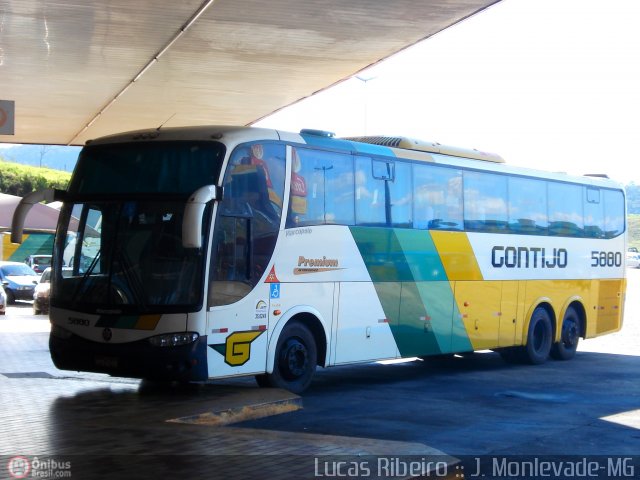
(0, 0), (500, 145)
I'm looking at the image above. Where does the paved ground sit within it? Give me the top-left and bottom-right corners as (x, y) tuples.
(1, 270), (639, 479)
(0, 327), (448, 479)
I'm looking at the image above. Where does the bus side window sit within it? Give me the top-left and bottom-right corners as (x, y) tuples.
(603, 189), (624, 238)
(354, 158), (412, 228)
(287, 148), (354, 227)
(548, 182), (584, 237)
(464, 171), (508, 232)
(413, 164), (463, 231)
(355, 157), (386, 226)
(289, 148), (309, 225)
(209, 143), (285, 307)
(508, 177), (548, 235)
(584, 187), (604, 238)
(389, 162), (412, 228)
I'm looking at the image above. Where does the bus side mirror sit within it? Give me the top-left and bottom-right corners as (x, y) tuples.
(11, 189), (66, 244)
(182, 185), (223, 249)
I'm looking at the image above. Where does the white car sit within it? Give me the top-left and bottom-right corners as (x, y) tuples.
(627, 250), (640, 269)
(0, 285), (6, 315)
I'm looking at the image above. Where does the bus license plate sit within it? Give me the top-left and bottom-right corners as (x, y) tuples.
(94, 356), (118, 368)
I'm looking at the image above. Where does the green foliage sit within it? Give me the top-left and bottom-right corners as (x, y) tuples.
(0, 159), (70, 196)
(625, 185), (640, 250)
(627, 183), (640, 214)
(628, 214), (640, 251)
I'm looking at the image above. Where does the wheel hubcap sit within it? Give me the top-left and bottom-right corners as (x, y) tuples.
(280, 339), (308, 380)
(562, 320), (578, 347)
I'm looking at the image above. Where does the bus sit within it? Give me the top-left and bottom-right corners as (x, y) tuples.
(12, 126), (626, 393)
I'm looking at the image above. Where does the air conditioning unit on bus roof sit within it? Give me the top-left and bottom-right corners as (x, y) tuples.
(343, 135), (505, 164)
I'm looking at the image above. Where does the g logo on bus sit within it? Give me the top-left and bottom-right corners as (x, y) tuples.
(224, 331), (264, 367)
(102, 328), (113, 342)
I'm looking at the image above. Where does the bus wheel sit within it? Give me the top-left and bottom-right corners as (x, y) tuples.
(550, 306), (580, 361)
(522, 307), (553, 365)
(257, 322), (317, 394)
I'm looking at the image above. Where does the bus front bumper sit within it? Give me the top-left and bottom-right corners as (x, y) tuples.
(49, 332), (209, 382)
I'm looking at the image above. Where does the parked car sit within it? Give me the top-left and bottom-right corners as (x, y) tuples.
(25, 255), (52, 275)
(627, 250), (640, 269)
(33, 267), (72, 315)
(0, 285), (6, 315)
(0, 261), (39, 304)
(33, 269), (50, 315)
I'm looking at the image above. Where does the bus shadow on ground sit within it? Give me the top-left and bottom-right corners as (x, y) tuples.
(236, 350), (640, 454)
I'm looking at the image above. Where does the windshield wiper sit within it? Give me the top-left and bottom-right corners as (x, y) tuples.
(116, 250), (148, 311)
(70, 249), (102, 306)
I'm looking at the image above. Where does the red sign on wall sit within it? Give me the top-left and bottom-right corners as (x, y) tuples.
(0, 100), (15, 135)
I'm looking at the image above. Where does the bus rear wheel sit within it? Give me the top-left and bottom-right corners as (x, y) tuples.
(550, 306), (580, 361)
(521, 306), (553, 365)
(255, 322), (316, 394)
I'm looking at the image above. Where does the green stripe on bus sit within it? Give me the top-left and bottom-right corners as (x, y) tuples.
(349, 227), (472, 357)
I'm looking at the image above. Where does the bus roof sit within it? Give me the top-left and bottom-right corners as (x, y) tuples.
(342, 135), (505, 164)
(84, 125), (622, 191)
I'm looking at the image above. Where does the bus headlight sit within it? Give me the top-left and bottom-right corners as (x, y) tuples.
(148, 332), (199, 347)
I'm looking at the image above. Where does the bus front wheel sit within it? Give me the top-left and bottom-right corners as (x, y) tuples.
(550, 306), (580, 361)
(255, 321), (317, 394)
(522, 307), (553, 365)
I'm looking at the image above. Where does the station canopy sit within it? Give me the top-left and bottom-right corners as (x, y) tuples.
(0, 0), (499, 146)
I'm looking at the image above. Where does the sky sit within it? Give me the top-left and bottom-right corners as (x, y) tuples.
(255, 0), (640, 185)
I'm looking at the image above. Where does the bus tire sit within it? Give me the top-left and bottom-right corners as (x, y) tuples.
(522, 306), (553, 365)
(550, 306), (580, 361)
(257, 321), (316, 394)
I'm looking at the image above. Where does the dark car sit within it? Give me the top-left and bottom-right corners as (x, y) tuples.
(0, 261), (39, 304)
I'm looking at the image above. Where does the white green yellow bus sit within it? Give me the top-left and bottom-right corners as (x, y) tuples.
(12, 126), (627, 393)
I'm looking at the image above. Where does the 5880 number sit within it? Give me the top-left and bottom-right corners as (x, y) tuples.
(591, 251), (622, 267)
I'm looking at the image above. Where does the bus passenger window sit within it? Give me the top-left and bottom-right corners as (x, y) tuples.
(389, 162), (412, 228)
(508, 177), (548, 235)
(584, 187), (604, 238)
(548, 182), (584, 237)
(355, 157), (386, 226)
(413, 164), (462, 231)
(287, 148), (354, 227)
(464, 171), (508, 232)
(603, 189), (624, 238)
(355, 158), (412, 228)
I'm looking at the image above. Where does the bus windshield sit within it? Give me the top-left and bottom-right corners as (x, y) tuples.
(68, 141), (224, 196)
(52, 141), (225, 314)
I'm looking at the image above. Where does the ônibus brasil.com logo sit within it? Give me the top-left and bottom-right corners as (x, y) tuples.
(7, 456), (72, 479)
(7, 457), (31, 479)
